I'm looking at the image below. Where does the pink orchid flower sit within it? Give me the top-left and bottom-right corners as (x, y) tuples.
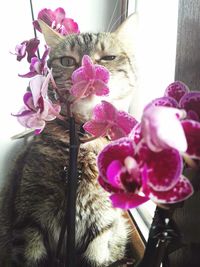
(83, 100), (138, 140)
(12, 38), (40, 63)
(33, 7), (79, 35)
(141, 105), (188, 152)
(70, 55), (110, 100)
(13, 74), (61, 134)
(19, 46), (50, 78)
(97, 138), (193, 209)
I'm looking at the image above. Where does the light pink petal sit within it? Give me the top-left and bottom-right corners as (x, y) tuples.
(37, 8), (55, 26)
(23, 92), (35, 110)
(93, 80), (109, 96)
(164, 81), (189, 103)
(82, 55), (95, 79)
(95, 65), (110, 83)
(92, 100), (116, 122)
(97, 138), (135, 180)
(62, 18), (80, 34)
(29, 75), (45, 106)
(141, 105), (187, 152)
(106, 160), (124, 189)
(54, 7), (66, 24)
(70, 80), (89, 98)
(179, 91), (200, 121)
(182, 120), (200, 159)
(110, 193), (149, 209)
(139, 145), (183, 191)
(147, 176), (193, 204)
(83, 120), (108, 137)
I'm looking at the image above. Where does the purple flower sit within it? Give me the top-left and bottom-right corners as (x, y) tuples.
(141, 105), (187, 152)
(13, 38), (40, 63)
(19, 46), (50, 78)
(33, 7), (80, 35)
(13, 74), (61, 134)
(97, 137), (192, 209)
(83, 101), (138, 140)
(70, 55), (110, 99)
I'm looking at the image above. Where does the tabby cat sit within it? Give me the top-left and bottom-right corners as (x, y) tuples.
(0, 13), (137, 267)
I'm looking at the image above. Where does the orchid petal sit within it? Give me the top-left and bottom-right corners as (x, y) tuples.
(82, 55), (95, 78)
(93, 100), (116, 122)
(54, 7), (66, 24)
(83, 121), (108, 137)
(62, 18), (80, 34)
(146, 96), (178, 109)
(70, 80), (89, 98)
(182, 120), (200, 159)
(179, 91), (200, 121)
(95, 65), (110, 83)
(147, 176), (193, 204)
(98, 176), (123, 194)
(140, 145), (183, 191)
(106, 160), (123, 189)
(97, 138), (135, 181)
(93, 80), (109, 96)
(116, 111), (138, 136)
(110, 193), (149, 209)
(29, 75), (45, 106)
(164, 81), (189, 102)
(71, 67), (86, 83)
(141, 105), (187, 152)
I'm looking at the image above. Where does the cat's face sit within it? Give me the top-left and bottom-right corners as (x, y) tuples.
(40, 15), (136, 122)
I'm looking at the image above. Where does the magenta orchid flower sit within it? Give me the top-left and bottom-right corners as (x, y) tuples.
(12, 38), (40, 63)
(141, 105), (188, 152)
(83, 100), (138, 140)
(33, 7), (79, 35)
(13, 74), (61, 134)
(70, 55), (110, 100)
(97, 137), (193, 209)
(19, 46), (50, 78)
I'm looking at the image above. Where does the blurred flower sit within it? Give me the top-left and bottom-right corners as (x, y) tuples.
(19, 46), (50, 78)
(13, 74), (61, 134)
(33, 7), (79, 35)
(12, 38), (40, 63)
(141, 105), (187, 152)
(83, 100), (138, 140)
(70, 55), (110, 99)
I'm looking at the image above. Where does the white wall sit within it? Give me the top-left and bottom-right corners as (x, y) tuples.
(131, 0), (179, 119)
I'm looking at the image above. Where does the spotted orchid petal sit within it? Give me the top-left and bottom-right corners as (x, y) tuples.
(181, 120), (200, 159)
(62, 18), (80, 34)
(82, 121), (108, 137)
(164, 81), (189, 103)
(144, 175), (193, 204)
(141, 105), (187, 152)
(146, 96), (178, 108)
(110, 193), (149, 209)
(139, 145), (183, 191)
(179, 91), (200, 121)
(92, 101), (116, 122)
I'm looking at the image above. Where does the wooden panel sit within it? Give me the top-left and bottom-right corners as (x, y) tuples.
(175, 0), (200, 90)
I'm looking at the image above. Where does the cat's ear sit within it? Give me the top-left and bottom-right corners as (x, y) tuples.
(38, 19), (65, 49)
(114, 13), (139, 54)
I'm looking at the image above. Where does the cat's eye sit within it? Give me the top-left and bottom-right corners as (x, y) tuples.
(100, 55), (116, 61)
(60, 56), (76, 67)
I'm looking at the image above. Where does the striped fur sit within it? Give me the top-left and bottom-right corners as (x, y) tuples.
(0, 15), (136, 267)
